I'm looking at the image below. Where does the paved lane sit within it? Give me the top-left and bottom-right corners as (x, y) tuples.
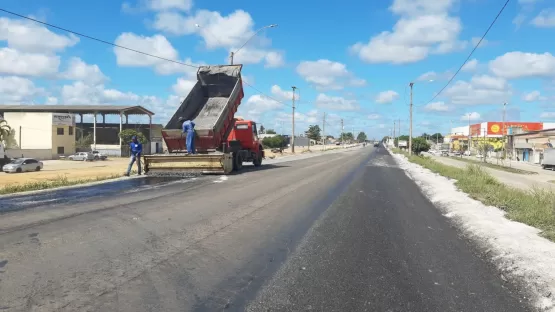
(0, 147), (532, 311)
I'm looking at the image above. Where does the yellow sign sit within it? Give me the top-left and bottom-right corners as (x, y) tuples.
(490, 124), (500, 133)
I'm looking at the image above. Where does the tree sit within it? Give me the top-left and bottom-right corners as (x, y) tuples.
(0, 119), (11, 144)
(305, 125), (321, 142)
(266, 129), (277, 134)
(394, 135), (409, 147)
(356, 132), (367, 142)
(411, 137), (431, 155)
(478, 142), (493, 163)
(259, 125), (265, 134)
(76, 133), (94, 149)
(119, 129), (148, 144)
(430, 133), (444, 144)
(340, 132), (354, 142)
(262, 135), (285, 148)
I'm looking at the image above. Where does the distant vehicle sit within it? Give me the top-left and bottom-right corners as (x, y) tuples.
(398, 140), (408, 148)
(68, 152), (94, 161)
(92, 151), (108, 160)
(336, 142), (341, 146)
(0, 143), (10, 167)
(2, 157), (43, 173)
(441, 150), (449, 156)
(463, 150), (471, 156)
(373, 142), (379, 147)
(476, 154), (484, 158)
(541, 149), (555, 170)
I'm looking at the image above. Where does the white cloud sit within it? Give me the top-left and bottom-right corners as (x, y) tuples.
(424, 101), (450, 111)
(462, 58), (479, 72)
(375, 90), (400, 104)
(45, 97), (58, 105)
(238, 94), (284, 121)
(152, 9), (283, 67)
(296, 59), (366, 91)
(461, 112), (481, 121)
(417, 70), (451, 81)
(349, 0), (464, 64)
(61, 57), (107, 85)
(270, 85), (298, 101)
(0, 17), (79, 53)
(444, 75), (511, 105)
(148, 0), (193, 11)
(0, 76), (45, 104)
(531, 9), (555, 27)
(540, 112), (555, 119)
(264, 51), (285, 68)
(522, 90), (547, 102)
(172, 77), (196, 96)
(0, 47), (60, 77)
(489, 52), (555, 79)
(314, 94), (359, 111)
(113, 32), (199, 75)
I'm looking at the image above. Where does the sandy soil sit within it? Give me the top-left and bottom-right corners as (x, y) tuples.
(0, 158), (131, 187)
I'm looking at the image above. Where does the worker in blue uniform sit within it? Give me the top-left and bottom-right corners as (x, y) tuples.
(125, 135), (142, 176)
(179, 117), (196, 154)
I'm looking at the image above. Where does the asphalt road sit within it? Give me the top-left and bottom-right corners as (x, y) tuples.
(0, 146), (533, 311)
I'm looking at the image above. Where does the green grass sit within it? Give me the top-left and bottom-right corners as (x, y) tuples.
(391, 148), (555, 241)
(0, 171), (137, 195)
(447, 156), (538, 175)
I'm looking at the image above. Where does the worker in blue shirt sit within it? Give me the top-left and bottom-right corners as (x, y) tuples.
(178, 117), (196, 154)
(125, 135), (142, 176)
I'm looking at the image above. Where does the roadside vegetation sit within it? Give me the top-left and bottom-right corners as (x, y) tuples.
(447, 156), (537, 175)
(391, 148), (555, 241)
(0, 172), (136, 195)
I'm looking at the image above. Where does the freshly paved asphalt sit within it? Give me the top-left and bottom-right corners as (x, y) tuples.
(0, 146), (533, 311)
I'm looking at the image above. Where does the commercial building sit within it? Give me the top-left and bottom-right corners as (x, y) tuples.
(0, 105), (157, 160)
(447, 121), (555, 154)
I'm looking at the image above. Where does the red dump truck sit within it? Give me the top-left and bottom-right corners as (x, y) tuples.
(143, 65), (264, 175)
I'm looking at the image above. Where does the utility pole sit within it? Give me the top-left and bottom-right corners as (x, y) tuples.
(398, 119), (401, 138)
(467, 114), (471, 153)
(322, 112), (326, 151)
(502, 102), (507, 158)
(409, 82), (414, 155)
(341, 118), (344, 148)
(291, 86), (297, 153)
(230, 52), (234, 65)
(393, 120), (396, 147)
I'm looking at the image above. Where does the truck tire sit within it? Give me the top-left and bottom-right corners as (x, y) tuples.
(253, 150), (262, 167)
(233, 152), (243, 171)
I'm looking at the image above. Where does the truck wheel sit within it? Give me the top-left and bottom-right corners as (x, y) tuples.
(253, 151), (262, 167)
(233, 152), (243, 171)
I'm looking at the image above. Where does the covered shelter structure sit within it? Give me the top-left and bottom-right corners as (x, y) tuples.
(0, 105), (155, 159)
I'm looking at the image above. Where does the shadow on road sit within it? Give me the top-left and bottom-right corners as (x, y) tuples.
(235, 164), (289, 174)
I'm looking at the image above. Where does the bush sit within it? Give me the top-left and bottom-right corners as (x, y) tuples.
(411, 137), (430, 154)
(262, 135), (285, 149)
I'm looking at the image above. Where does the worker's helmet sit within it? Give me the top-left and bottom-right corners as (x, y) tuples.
(178, 117), (185, 123)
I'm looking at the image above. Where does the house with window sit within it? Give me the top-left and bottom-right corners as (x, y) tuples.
(1, 112), (76, 160)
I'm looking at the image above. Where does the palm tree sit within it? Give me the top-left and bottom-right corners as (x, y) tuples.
(0, 119), (11, 143)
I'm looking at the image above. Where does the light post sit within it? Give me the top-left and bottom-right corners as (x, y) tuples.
(408, 79), (433, 156)
(230, 24), (278, 65)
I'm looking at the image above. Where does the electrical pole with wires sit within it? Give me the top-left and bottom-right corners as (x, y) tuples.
(341, 119), (344, 148)
(409, 82), (414, 155)
(393, 120), (396, 147)
(322, 112), (326, 151)
(502, 102), (507, 158)
(291, 86), (297, 153)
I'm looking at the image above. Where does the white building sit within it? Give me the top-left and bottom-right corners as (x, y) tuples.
(2, 112), (76, 160)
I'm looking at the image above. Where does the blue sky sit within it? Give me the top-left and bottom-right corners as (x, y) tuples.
(0, 0), (554, 139)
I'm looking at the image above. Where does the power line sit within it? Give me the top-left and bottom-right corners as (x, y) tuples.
(419, 0), (511, 107)
(0, 8), (199, 69)
(241, 81), (292, 108)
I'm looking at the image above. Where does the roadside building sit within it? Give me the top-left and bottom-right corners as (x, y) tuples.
(448, 121), (555, 155)
(508, 128), (555, 164)
(0, 105), (156, 160)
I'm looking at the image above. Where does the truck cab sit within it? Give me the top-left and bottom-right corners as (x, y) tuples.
(227, 118), (264, 170)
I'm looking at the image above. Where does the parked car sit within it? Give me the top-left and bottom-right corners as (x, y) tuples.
(92, 151), (108, 160)
(68, 152), (95, 161)
(2, 158), (43, 173)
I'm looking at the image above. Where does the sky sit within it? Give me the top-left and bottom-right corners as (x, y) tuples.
(0, 0), (554, 140)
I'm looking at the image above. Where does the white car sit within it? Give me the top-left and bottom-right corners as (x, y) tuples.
(2, 158), (43, 173)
